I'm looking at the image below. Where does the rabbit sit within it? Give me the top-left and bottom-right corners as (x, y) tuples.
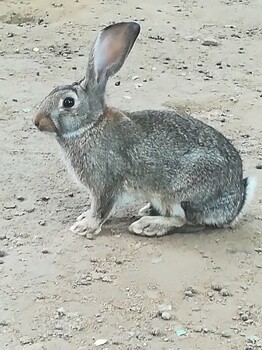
(34, 21), (255, 239)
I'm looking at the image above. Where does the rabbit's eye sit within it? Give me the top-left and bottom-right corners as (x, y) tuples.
(63, 97), (75, 108)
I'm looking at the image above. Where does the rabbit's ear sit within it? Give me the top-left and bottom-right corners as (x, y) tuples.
(82, 22), (140, 92)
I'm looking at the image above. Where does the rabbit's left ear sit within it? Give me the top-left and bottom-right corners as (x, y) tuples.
(81, 22), (140, 92)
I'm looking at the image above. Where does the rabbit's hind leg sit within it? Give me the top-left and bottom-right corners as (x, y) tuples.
(130, 203), (186, 237)
(182, 182), (249, 228)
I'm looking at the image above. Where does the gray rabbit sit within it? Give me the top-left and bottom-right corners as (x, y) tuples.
(34, 22), (255, 238)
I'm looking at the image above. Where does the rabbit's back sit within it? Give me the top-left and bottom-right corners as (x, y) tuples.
(124, 109), (243, 202)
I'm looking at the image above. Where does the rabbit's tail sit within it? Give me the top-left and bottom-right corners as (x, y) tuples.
(230, 176), (256, 227)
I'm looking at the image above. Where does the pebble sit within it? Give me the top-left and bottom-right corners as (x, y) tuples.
(202, 39), (218, 47)
(255, 164), (262, 170)
(0, 250), (7, 258)
(54, 323), (63, 330)
(184, 289), (196, 297)
(38, 220), (46, 226)
(94, 339), (108, 346)
(151, 328), (161, 336)
(0, 234), (6, 240)
(4, 203), (17, 209)
(241, 313), (249, 321)
(246, 335), (260, 343)
(220, 288), (230, 297)
(176, 329), (187, 336)
(85, 233), (94, 240)
(211, 284), (222, 291)
(57, 307), (66, 317)
(221, 331), (232, 338)
(20, 336), (33, 345)
(161, 311), (171, 320)
(158, 303), (172, 313)
(41, 196), (50, 202)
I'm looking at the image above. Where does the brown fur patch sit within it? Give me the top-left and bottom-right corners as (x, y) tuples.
(34, 112), (57, 133)
(103, 106), (129, 122)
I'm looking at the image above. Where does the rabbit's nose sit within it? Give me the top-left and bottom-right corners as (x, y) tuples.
(34, 112), (57, 133)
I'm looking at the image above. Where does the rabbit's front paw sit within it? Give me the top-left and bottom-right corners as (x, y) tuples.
(69, 212), (101, 239)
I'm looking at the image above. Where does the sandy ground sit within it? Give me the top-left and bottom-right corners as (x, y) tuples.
(0, 0), (262, 349)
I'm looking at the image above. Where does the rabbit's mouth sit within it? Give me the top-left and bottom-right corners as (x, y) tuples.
(34, 112), (58, 134)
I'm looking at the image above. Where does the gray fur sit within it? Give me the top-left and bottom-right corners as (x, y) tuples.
(34, 22), (254, 237)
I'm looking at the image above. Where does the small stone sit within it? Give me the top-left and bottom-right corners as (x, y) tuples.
(211, 284), (222, 291)
(4, 203), (16, 209)
(0, 251), (7, 258)
(176, 329), (187, 336)
(220, 288), (230, 297)
(192, 307), (201, 312)
(115, 81), (121, 86)
(7, 32), (14, 37)
(0, 234), (6, 240)
(161, 311), (171, 320)
(184, 289), (195, 297)
(38, 220), (46, 226)
(132, 75), (139, 80)
(94, 339), (108, 346)
(57, 307), (66, 317)
(23, 108), (31, 113)
(151, 328), (161, 336)
(221, 331), (231, 338)
(20, 336), (33, 345)
(194, 326), (203, 333)
(17, 196), (25, 201)
(256, 164), (262, 170)
(241, 313), (249, 321)
(41, 196), (50, 201)
(32, 47), (40, 52)
(54, 323), (63, 330)
(158, 303), (172, 313)
(246, 335), (260, 343)
(254, 247), (262, 253)
(42, 249), (49, 254)
(115, 259), (123, 265)
(202, 39), (218, 47)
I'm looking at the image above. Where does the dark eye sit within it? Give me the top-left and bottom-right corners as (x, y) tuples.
(63, 97), (75, 108)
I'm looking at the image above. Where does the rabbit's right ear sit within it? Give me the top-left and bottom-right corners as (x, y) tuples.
(81, 22), (140, 94)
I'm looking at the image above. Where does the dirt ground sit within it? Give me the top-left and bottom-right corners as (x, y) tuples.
(0, 0), (262, 349)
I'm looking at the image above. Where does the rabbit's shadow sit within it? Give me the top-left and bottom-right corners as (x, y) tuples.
(101, 215), (218, 237)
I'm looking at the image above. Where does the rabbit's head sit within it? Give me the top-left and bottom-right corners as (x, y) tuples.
(34, 22), (140, 138)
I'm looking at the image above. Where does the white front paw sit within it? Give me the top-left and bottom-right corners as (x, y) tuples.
(70, 211), (101, 238)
